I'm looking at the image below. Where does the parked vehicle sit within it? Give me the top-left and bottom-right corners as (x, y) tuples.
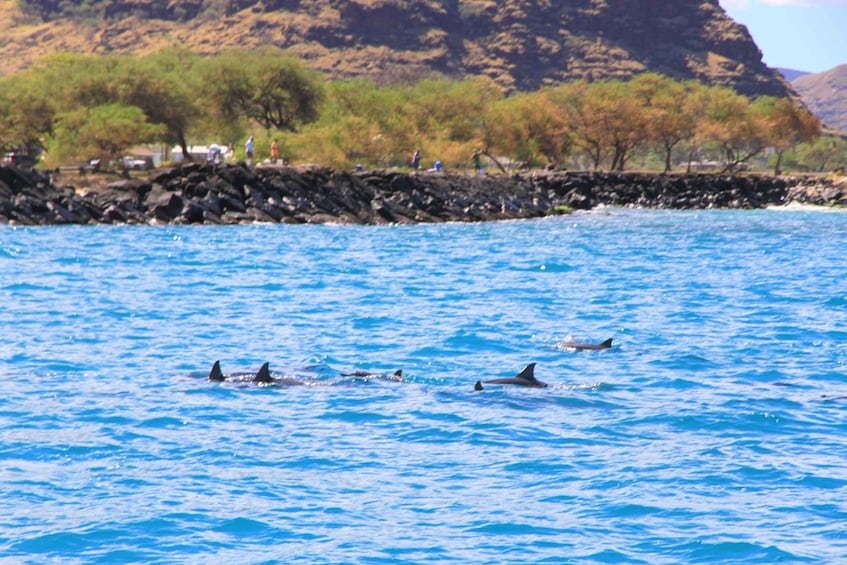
(77, 159), (102, 173)
(3, 152), (37, 167)
(121, 156), (153, 170)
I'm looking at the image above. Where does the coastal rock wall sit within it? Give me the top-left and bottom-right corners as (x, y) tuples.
(0, 163), (844, 226)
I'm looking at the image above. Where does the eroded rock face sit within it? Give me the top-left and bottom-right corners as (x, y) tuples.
(1, 163), (844, 226)
(4, 0), (792, 99)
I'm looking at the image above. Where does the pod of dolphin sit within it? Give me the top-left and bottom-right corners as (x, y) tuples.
(206, 337), (613, 390)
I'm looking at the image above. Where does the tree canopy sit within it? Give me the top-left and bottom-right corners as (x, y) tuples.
(0, 48), (836, 174)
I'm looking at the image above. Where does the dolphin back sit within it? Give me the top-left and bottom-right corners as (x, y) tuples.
(252, 362), (274, 384)
(482, 363), (547, 387)
(516, 362), (538, 382)
(516, 363), (547, 387)
(559, 337), (613, 350)
(208, 360), (225, 382)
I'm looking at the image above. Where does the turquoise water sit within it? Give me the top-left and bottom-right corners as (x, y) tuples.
(1, 208), (846, 563)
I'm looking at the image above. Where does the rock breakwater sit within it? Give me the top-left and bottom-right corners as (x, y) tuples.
(1, 163), (844, 226)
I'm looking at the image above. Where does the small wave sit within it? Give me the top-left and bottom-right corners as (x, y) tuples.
(677, 540), (809, 563)
(769, 202), (847, 213)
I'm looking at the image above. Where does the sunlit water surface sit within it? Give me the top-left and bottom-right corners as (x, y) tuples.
(1, 208), (846, 563)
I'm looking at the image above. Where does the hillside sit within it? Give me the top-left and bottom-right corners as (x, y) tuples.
(1, 0), (793, 98)
(778, 68), (811, 83)
(792, 65), (847, 133)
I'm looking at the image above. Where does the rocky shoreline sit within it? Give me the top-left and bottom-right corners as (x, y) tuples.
(1, 163), (844, 226)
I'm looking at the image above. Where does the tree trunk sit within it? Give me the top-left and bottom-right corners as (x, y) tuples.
(774, 150), (784, 176)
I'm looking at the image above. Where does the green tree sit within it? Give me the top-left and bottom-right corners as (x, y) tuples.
(294, 78), (409, 168)
(2, 51), (202, 162)
(0, 60), (71, 154)
(249, 50), (324, 132)
(125, 49), (204, 159)
(200, 47), (325, 136)
(792, 136), (847, 172)
(752, 96), (821, 174)
(46, 103), (165, 166)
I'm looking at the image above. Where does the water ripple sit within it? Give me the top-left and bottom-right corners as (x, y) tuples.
(2, 211), (847, 562)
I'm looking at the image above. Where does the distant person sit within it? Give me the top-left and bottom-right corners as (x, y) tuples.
(245, 136), (254, 165)
(472, 148), (483, 175)
(271, 138), (279, 164)
(412, 149), (421, 172)
(207, 144), (222, 164)
(427, 160), (443, 173)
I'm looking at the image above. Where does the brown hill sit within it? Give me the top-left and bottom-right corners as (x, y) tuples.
(792, 65), (847, 133)
(0, 0), (793, 98)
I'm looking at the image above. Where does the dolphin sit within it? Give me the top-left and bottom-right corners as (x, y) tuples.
(252, 362), (274, 384)
(208, 360), (226, 381)
(252, 362), (306, 385)
(340, 369), (404, 381)
(557, 337), (613, 351)
(208, 361), (305, 385)
(474, 363), (547, 390)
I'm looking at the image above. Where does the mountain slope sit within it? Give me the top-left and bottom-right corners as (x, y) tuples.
(792, 65), (847, 132)
(0, 0), (793, 98)
(778, 68), (811, 82)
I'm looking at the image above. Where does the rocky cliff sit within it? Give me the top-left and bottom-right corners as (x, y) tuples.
(1, 0), (793, 98)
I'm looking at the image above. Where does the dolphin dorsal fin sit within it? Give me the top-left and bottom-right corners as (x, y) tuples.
(393, 369), (403, 377)
(208, 360), (225, 382)
(252, 362), (273, 384)
(474, 381), (484, 391)
(600, 338), (613, 348)
(516, 363), (538, 383)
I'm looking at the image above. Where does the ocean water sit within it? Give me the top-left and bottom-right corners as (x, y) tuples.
(1, 208), (846, 564)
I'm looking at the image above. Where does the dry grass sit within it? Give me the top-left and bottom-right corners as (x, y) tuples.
(0, 0), (793, 100)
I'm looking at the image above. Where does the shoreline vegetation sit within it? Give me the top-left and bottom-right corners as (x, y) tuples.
(1, 50), (842, 178)
(1, 163), (844, 226)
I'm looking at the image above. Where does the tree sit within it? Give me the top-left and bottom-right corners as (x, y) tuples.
(630, 74), (697, 173)
(753, 97), (821, 174)
(698, 86), (766, 172)
(550, 81), (607, 170)
(597, 79), (650, 171)
(485, 90), (571, 169)
(792, 136), (847, 172)
(124, 49), (204, 160)
(249, 51), (324, 132)
(0, 60), (71, 154)
(1, 51), (202, 162)
(681, 82), (715, 172)
(550, 79), (649, 171)
(200, 47), (325, 136)
(296, 78), (411, 168)
(45, 104), (165, 166)
(399, 77), (503, 168)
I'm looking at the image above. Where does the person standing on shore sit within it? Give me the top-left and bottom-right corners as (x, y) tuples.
(271, 138), (279, 164)
(245, 136), (254, 166)
(472, 148), (483, 175)
(412, 149), (421, 172)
